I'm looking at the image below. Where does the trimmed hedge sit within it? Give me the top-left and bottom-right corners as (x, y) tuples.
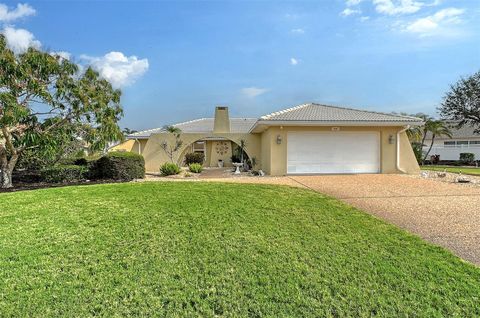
(41, 165), (88, 183)
(185, 153), (205, 165)
(160, 162), (181, 176)
(460, 153), (475, 165)
(93, 152), (145, 181)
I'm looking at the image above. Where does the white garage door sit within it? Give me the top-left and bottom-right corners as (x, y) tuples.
(287, 132), (380, 174)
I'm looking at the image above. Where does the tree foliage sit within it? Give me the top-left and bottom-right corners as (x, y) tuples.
(403, 113), (453, 165)
(422, 120), (452, 163)
(439, 71), (480, 133)
(0, 35), (123, 188)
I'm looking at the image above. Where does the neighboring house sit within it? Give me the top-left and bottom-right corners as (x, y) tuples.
(113, 103), (423, 175)
(423, 122), (480, 161)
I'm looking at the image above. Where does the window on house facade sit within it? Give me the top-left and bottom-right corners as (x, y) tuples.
(192, 141), (206, 161)
(443, 140), (480, 147)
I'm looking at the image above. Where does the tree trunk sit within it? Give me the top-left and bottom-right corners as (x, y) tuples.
(0, 152), (19, 189)
(1, 167), (13, 188)
(423, 134), (436, 164)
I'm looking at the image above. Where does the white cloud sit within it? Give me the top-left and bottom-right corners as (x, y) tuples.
(405, 7), (464, 36)
(290, 28), (305, 34)
(241, 87), (268, 98)
(51, 51), (71, 60)
(373, 0), (423, 15)
(360, 16), (370, 21)
(0, 3), (35, 22)
(346, 0), (363, 6)
(290, 58), (299, 65)
(341, 8), (362, 16)
(81, 52), (149, 88)
(1, 26), (40, 53)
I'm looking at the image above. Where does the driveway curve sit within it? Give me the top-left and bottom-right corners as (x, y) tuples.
(290, 174), (480, 266)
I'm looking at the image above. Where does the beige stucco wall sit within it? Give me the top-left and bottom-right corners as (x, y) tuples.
(260, 126), (420, 175)
(398, 131), (421, 174)
(208, 141), (233, 167)
(141, 132), (261, 172)
(110, 139), (148, 154)
(114, 125), (419, 175)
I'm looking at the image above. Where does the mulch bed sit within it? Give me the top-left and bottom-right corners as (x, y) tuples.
(0, 179), (126, 193)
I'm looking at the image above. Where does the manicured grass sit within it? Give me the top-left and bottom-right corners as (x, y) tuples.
(421, 165), (480, 176)
(1, 182), (479, 317)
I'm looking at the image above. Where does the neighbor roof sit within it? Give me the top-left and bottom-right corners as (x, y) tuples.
(259, 103), (423, 123)
(129, 118), (257, 138)
(425, 121), (480, 139)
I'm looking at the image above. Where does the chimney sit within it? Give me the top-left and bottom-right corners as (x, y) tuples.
(213, 106), (230, 133)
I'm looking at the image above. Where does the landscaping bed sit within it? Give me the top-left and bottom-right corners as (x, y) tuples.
(1, 182), (479, 316)
(421, 165), (480, 176)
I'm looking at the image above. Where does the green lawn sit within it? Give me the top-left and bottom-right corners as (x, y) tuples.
(421, 165), (480, 176)
(1, 182), (479, 317)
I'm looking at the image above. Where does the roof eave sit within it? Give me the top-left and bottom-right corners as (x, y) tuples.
(249, 120), (423, 133)
(126, 135), (151, 139)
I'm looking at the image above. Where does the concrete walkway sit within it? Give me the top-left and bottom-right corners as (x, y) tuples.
(290, 174), (480, 266)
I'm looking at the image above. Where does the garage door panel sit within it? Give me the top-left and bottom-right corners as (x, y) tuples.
(287, 132), (380, 174)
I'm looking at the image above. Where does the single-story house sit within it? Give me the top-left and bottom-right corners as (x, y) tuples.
(113, 103), (423, 175)
(423, 122), (480, 161)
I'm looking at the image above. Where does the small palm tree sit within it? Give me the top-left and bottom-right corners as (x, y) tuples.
(422, 120), (453, 164)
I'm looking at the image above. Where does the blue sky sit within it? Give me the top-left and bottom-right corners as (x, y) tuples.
(1, 0), (479, 130)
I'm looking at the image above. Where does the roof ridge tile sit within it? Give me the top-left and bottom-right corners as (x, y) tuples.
(310, 103), (422, 121)
(260, 103), (310, 120)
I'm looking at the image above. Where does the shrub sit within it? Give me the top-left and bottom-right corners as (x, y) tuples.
(41, 165), (88, 183)
(231, 154), (241, 163)
(160, 162), (181, 176)
(93, 151), (145, 181)
(73, 158), (89, 166)
(459, 153), (475, 165)
(189, 163), (203, 173)
(185, 153), (205, 165)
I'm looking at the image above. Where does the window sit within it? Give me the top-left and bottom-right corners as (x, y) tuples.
(192, 141), (206, 162)
(470, 141), (480, 146)
(192, 141), (205, 153)
(457, 141), (469, 146)
(444, 141), (455, 147)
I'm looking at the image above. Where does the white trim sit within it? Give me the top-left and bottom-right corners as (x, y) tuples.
(258, 120), (423, 126)
(396, 126), (409, 174)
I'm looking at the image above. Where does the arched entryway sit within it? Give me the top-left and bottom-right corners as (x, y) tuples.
(177, 137), (252, 168)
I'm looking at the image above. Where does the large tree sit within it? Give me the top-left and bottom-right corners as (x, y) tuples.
(439, 71), (480, 133)
(0, 35), (123, 188)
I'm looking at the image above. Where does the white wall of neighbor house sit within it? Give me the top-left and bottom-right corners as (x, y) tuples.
(424, 138), (480, 161)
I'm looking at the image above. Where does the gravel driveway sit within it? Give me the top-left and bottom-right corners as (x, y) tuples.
(290, 174), (480, 266)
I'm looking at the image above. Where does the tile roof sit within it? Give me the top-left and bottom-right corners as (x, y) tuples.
(259, 103), (423, 123)
(128, 103), (423, 138)
(129, 118), (257, 138)
(425, 121), (480, 139)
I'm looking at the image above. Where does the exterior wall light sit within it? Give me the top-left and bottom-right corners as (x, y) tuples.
(388, 134), (395, 144)
(276, 135), (283, 144)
